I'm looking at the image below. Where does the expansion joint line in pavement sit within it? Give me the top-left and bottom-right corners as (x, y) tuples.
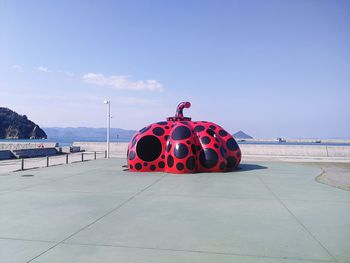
(26, 175), (166, 263)
(255, 174), (338, 263)
(65, 241), (335, 263)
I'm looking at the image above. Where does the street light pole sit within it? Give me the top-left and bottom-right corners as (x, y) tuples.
(103, 100), (111, 158)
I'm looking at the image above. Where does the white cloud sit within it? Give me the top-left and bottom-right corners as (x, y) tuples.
(82, 73), (163, 91)
(37, 66), (50, 73)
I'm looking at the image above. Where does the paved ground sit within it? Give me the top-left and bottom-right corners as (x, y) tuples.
(0, 158), (349, 263)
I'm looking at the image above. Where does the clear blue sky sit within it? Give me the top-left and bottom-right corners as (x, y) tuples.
(0, 0), (349, 138)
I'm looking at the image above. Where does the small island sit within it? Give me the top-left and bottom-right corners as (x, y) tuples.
(0, 107), (47, 139)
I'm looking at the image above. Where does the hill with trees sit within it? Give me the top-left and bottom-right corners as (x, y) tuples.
(0, 107), (47, 139)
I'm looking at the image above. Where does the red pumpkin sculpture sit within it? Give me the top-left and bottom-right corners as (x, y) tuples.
(127, 102), (241, 173)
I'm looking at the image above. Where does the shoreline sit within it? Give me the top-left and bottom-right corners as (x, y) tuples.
(1, 138), (350, 147)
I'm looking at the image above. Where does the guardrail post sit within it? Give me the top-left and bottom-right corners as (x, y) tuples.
(94, 151), (97, 160)
(81, 152), (84, 162)
(46, 156), (49, 167)
(21, 159), (24, 171)
(66, 154), (69, 164)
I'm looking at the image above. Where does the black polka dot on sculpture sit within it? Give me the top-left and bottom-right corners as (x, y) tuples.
(158, 161), (165, 168)
(206, 129), (215, 137)
(153, 127), (165, 136)
(174, 143), (189, 159)
(226, 156), (237, 169)
(166, 142), (172, 152)
(191, 144), (196, 155)
(129, 164), (133, 169)
(209, 125), (216, 130)
(219, 162), (225, 170)
(199, 148), (219, 169)
(165, 126), (170, 129)
(194, 125), (205, 132)
(129, 150), (136, 160)
(171, 126), (191, 140)
(214, 144), (219, 148)
(157, 121), (168, 125)
(164, 135), (169, 140)
(176, 162), (184, 171)
(186, 140), (191, 145)
(226, 138), (239, 151)
(167, 155), (174, 167)
(219, 130), (228, 137)
(135, 163), (142, 170)
(139, 125), (151, 134)
(201, 136), (211, 145)
(144, 162), (148, 166)
(161, 154), (165, 159)
(150, 165), (156, 171)
(186, 156), (195, 170)
(131, 137), (137, 148)
(220, 146), (226, 158)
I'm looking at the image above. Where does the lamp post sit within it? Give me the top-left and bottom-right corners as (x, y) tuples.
(103, 100), (111, 158)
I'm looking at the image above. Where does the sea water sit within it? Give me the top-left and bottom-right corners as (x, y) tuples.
(1, 138), (350, 147)
(0, 137), (131, 147)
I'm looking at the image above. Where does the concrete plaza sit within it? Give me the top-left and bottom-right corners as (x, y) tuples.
(0, 158), (349, 263)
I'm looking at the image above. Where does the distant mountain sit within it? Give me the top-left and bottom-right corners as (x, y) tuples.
(43, 127), (137, 140)
(233, 130), (253, 139)
(0, 107), (47, 139)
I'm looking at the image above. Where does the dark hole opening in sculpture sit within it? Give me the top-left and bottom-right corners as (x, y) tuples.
(136, 135), (162, 162)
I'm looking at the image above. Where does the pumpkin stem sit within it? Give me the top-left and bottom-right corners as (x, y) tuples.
(166, 102), (192, 121)
(175, 102), (191, 118)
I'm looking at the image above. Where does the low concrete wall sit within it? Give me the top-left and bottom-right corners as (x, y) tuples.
(61, 146), (81, 153)
(12, 148), (59, 159)
(240, 144), (350, 157)
(241, 138), (350, 144)
(0, 150), (14, 160)
(73, 142), (350, 159)
(73, 142), (128, 156)
(0, 142), (58, 150)
(325, 146), (350, 157)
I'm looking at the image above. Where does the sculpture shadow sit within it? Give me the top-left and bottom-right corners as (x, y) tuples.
(235, 163), (268, 172)
(123, 163), (268, 173)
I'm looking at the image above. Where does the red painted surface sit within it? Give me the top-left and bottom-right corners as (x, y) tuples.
(127, 102), (241, 173)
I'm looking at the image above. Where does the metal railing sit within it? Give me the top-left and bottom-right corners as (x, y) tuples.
(0, 151), (108, 173)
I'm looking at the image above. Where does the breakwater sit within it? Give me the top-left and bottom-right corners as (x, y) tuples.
(0, 142), (58, 150)
(73, 142), (350, 161)
(0, 142), (80, 160)
(1, 141), (350, 161)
